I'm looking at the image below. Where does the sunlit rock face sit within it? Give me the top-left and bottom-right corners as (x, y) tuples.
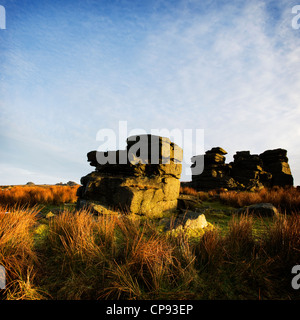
(77, 135), (183, 217)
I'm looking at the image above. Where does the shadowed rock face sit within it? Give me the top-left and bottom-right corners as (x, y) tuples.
(259, 149), (293, 187)
(77, 135), (183, 217)
(191, 147), (238, 191)
(190, 147), (293, 191)
(237, 203), (279, 217)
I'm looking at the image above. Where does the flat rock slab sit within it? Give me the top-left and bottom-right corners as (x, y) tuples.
(77, 199), (121, 215)
(178, 212), (208, 230)
(160, 211), (208, 231)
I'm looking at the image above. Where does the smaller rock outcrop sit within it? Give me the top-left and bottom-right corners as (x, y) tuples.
(191, 147), (237, 191)
(231, 151), (272, 190)
(190, 147), (293, 191)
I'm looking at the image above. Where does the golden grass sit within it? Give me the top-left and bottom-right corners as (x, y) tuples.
(181, 185), (300, 212)
(180, 186), (199, 196)
(219, 187), (300, 212)
(0, 185), (79, 207)
(263, 213), (300, 261)
(0, 205), (43, 299)
(180, 186), (217, 201)
(1, 202), (299, 300)
(38, 209), (199, 300)
(47, 209), (118, 265)
(192, 228), (222, 270)
(225, 214), (254, 256)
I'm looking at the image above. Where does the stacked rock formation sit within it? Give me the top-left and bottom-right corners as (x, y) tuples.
(259, 148), (293, 187)
(77, 135), (183, 217)
(190, 147), (237, 191)
(190, 147), (293, 191)
(230, 151), (272, 189)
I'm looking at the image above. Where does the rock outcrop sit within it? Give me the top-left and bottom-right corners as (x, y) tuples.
(230, 151), (272, 190)
(190, 147), (293, 191)
(77, 135), (183, 217)
(259, 149), (293, 187)
(191, 147), (237, 191)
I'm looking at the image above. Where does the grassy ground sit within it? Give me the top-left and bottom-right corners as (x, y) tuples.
(0, 185), (299, 300)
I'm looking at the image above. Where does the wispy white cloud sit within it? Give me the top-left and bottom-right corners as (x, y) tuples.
(1, 0), (300, 184)
(125, 1), (300, 178)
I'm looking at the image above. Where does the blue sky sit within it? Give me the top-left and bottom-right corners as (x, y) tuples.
(0, 0), (300, 185)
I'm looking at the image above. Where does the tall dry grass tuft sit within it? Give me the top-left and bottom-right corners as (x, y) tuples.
(47, 209), (117, 267)
(263, 213), (300, 263)
(180, 186), (212, 201)
(0, 205), (42, 299)
(242, 213), (300, 298)
(219, 191), (260, 208)
(219, 187), (300, 212)
(0, 185), (79, 207)
(103, 231), (176, 299)
(180, 186), (198, 197)
(103, 217), (197, 299)
(225, 214), (254, 257)
(4, 267), (45, 300)
(38, 210), (199, 300)
(40, 209), (115, 299)
(194, 228), (222, 269)
(1, 199), (297, 300)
